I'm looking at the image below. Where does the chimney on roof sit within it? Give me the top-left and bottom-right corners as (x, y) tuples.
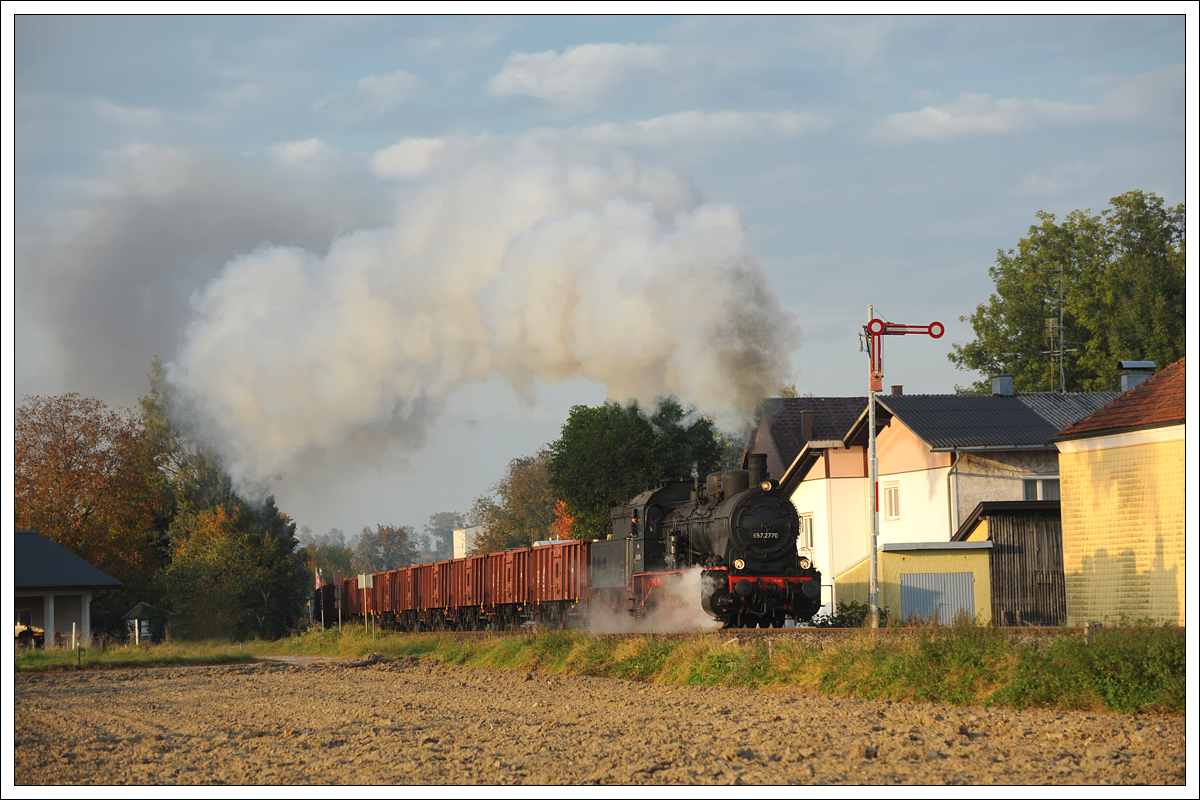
(798, 409), (813, 441)
(1118, 361), (1156, 392)
(891, 385), (903, 395)
(991, 374), (1014, 395)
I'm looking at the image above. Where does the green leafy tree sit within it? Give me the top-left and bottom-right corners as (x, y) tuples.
(949, 191), (1184, 392)
(547, 397), (724, 540)
(160, 495), (306, 639)
(469, 451), (558, 554)
(301, 527), (355, 584)
(352, 524), (418, 573)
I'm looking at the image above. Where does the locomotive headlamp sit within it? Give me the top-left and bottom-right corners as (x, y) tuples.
(760, 480), (772, 491)
(733, 559), (746, 570)
(799, 557), (812, 570)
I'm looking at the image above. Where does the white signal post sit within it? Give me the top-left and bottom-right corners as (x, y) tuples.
(863, 307), (944, 629)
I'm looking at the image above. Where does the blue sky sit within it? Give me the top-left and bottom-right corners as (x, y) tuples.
(7, 11), (1193, 541)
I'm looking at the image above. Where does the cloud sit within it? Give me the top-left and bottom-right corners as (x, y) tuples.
(370, 138), (446, 179)
(268, 138), (336, 165)
(874, 65), (1183, 143)
(577, 110), (828, 147)
(487, 43), (667, 106)
(94, 99), (163, 127)
(170, 137), (801, 484)
(357, 69), (424, 112)
(1011, 161), (1100, 196)
(875, 93), (1097, 141)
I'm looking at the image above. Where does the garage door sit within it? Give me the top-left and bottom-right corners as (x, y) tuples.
(900, 572), (975, 626)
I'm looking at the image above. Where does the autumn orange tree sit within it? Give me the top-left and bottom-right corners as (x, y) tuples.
(15, 393), (173, 598)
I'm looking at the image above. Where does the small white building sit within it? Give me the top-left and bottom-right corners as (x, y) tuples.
(452, 524), (487, 559)
(15, 530), (122, 647)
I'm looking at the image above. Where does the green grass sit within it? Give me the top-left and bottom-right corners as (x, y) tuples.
(16, 624), (1184, 716)
(15, 639), (255, 672)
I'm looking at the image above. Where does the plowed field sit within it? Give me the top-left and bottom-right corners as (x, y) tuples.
(14, 655), (1185, 785)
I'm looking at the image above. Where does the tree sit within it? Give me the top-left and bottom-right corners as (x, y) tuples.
(159, 495), (306, 639)
(15, 394), (173, 599)
(419, 511), (463, 562)
(949, 191), (1185, 392)
(546, 397), (724, 540)
(469, 451), (558, 554)
(352, 524), (418, 573)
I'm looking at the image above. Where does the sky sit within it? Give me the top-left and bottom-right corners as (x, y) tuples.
(5, 10), (1194, 542)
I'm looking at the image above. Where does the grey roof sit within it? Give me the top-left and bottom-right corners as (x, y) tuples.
(872, 392), (1121, 451)
(15, 530), (123, 592)
(756, 397), (867, 469)
(1016, 392), (1122, 431)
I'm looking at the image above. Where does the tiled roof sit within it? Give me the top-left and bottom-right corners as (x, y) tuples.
(758, 397), (867, 468)
(875, 391), (1120, 451)
(1059, 358), (1186, 438)
(15, 530), (123, 591)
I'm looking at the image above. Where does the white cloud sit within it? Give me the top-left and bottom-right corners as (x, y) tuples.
(875, 93), (1096, 142)
(370, 138), (446, 179)
(94, 99), (163, 127)
(875, 65), (1183, 143)
(268, 138), (336, 165)
(487, 43), (666, 106)
(578, 110), (828, 147)
(357, 70), (424, 112)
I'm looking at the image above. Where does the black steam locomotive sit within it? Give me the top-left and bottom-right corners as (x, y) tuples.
(595, 453), (822, 628)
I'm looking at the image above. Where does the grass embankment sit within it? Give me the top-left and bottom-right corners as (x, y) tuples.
(15, 640), (255, 672)
(17, 625), (1183, 716)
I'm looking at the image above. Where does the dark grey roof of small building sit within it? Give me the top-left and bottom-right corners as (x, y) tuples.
(1016, 392), (1122, 431)
(756, 397), (867, 469)
(15, 530), (123, 591)
(872, 392), (1121, 451)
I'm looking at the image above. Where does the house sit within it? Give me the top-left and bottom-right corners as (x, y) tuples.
(15, 530), (122, 647)
(1054, 358), (1185, 626)
(755, 382), (1118, 619)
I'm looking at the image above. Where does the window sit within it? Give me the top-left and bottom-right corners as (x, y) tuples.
(798, 513), (814, 550)
(1024, 477), (1061, 501)
(883, 483), (900, 520)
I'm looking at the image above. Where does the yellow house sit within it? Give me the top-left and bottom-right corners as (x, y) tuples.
(1055, 359), (1185, 626)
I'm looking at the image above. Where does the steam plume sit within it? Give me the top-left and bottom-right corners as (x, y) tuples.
(170, 137), (800, 482)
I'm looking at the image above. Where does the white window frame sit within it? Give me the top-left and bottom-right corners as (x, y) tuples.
(883, 483), (900, 521)
(1023, 476), (1061, 501)
(798, 513), (814, 550)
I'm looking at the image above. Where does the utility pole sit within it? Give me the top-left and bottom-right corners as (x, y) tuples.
(862, 308), (944, 628)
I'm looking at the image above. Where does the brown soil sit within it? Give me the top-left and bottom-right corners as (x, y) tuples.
(14, 655), (1185, 785)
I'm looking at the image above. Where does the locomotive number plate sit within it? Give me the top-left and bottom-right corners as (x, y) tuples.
(752, 531), (780, 539)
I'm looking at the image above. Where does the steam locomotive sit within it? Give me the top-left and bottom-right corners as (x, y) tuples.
(600, 452), (822, 628)
(316, 453), (822, 630)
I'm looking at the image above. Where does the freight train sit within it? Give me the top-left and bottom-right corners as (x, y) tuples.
(316, 453), (822, 630)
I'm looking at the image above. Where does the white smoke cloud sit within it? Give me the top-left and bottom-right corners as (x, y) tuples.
(583, 567), (724, 634)
(170, 136), (801, 484)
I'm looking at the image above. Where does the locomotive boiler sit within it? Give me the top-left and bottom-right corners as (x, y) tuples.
(600, 453), (822, 628)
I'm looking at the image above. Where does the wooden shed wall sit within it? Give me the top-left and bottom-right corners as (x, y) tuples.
(988, 510), (1066, 626)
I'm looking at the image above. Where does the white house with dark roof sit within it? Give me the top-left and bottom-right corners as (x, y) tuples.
(15, 530), (123, 647)
(757, 384), (1118, 618)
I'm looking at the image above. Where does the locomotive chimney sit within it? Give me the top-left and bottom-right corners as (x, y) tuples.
(748, 453), (768, 487)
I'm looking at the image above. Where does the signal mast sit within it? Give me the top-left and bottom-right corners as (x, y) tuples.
(861, 306), (944, 628)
